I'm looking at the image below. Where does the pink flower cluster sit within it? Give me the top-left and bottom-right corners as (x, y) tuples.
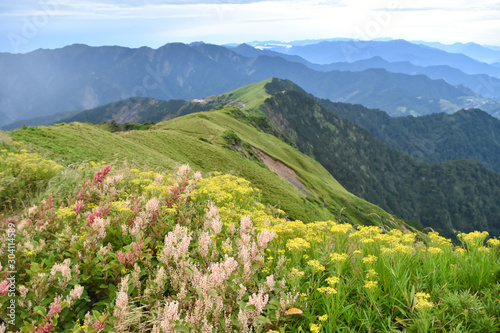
(93, 165), (112, 184)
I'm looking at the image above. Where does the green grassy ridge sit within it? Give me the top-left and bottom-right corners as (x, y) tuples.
(7, 108), (406, 229)
(156, 108), (404, 228)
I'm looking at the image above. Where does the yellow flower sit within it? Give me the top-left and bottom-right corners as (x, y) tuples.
(360, 238), (374, 244)
(415, 292), (434, 310)
(457, 231), (489, 249)
(415, 299), (434, 309)
(362, 255), (378, 264)
(317, 286), (337, 294)
(330, 222), (353, 234)
(330, 252), (348, 262)
(290, 268), (305, 279)
(310, 323), (322, 333)
(221, 245), (233, 253)
(487, 238), (500, 247)
(415, 292), (431, 299)
(325, 276), (340, 286)
(318, 314), (328, 322)
(286, 237), (311, 252)
(426, 247), (443, 254)
(428, 231), (452, 247)
(365, 269), (377, 279)
(307, 260), (325, 272)
(364, 280), (378, 290)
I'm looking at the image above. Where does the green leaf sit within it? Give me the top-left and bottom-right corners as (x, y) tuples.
(237, 301), (247, 309)
(255, 315), (272, 325)
(251, 263), (263, 270)
(174, 324), (190, 332)
(183, 266), (193, 276)
(33, 306), (46, 317)
(207, 289), (218, 298)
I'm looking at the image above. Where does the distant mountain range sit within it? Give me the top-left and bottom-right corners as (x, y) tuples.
(2, 40), (500, 127)
(231, 43), (500, 102)
(248, 39), (500, 78)
(413, 41), (500, 64)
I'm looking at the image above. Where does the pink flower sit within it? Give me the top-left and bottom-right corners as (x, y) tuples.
(257, 229), (275, 248)
(69, 285), (84, 300)
(116, 250), (126, 264)
(177, 164), (191, 178)
(36, 323), (54, 333)
(47, 298), (62, 320)
(145, 198), (160, 212)
(93, 165), (112, 184)
(240, 215), (253, 234)
(74, 200), (85, 212)
(92, 321), (106, 332)
(0, 280), (10, 296)
(194, 171), (202, 182)
(266, 275), (275, 291)
(248, 291), (269, 314)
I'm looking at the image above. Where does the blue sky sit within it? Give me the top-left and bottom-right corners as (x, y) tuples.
(1, 0), (499, 53)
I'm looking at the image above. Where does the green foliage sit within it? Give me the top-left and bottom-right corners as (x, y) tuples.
(320, 102), (500, 173)
(0, 141), (63, 212)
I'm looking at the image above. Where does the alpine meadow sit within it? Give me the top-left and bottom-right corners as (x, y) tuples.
(1, 2), (500, 332)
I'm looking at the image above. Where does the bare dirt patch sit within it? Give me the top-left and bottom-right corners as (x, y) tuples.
(254, 148), (310, 197)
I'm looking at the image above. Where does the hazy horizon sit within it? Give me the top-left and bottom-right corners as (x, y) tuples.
(1, 0), (499, 54)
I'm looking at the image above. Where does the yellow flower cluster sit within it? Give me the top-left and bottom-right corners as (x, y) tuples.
(350, 225), (382, 240)
(192, 173), (257, 206)
(487, 238), (500, 247)
(330, 222), (353, 234)
(289, 268), (305, 279)
(318, 314), (328, 322)
(458, 231), (489, 249)
(305, 221), (337, 242)
(364, 280), (378, 290)
(415, 292), (434, 310)
(362, 255), (378, 264)
(325, 276), (340, 286)
(310, 323), (322, 333)
(426, 247), (443, 254)
(286, 237), (311, 252)
(330, 252), (348, 262)
(56, 206), (75, 219)
(271, 220), (307, 240)
(1, 149), (63, 181)
(307, 260), (325, 272)
(365, 269), (377, 279)
(221, 245), (233, 253)
(428, 231), (452, 248)
(191, 173), (284, 229)
(317, 286), (337, 295)
(111, 201), (134, 214)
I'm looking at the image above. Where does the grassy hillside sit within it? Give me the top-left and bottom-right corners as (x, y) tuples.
(5, 107), (403, 229)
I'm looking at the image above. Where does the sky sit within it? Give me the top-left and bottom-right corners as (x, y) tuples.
(1, 0), (499, 53)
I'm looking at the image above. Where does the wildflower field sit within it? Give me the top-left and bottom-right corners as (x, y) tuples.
(1, 144), (500, 332)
